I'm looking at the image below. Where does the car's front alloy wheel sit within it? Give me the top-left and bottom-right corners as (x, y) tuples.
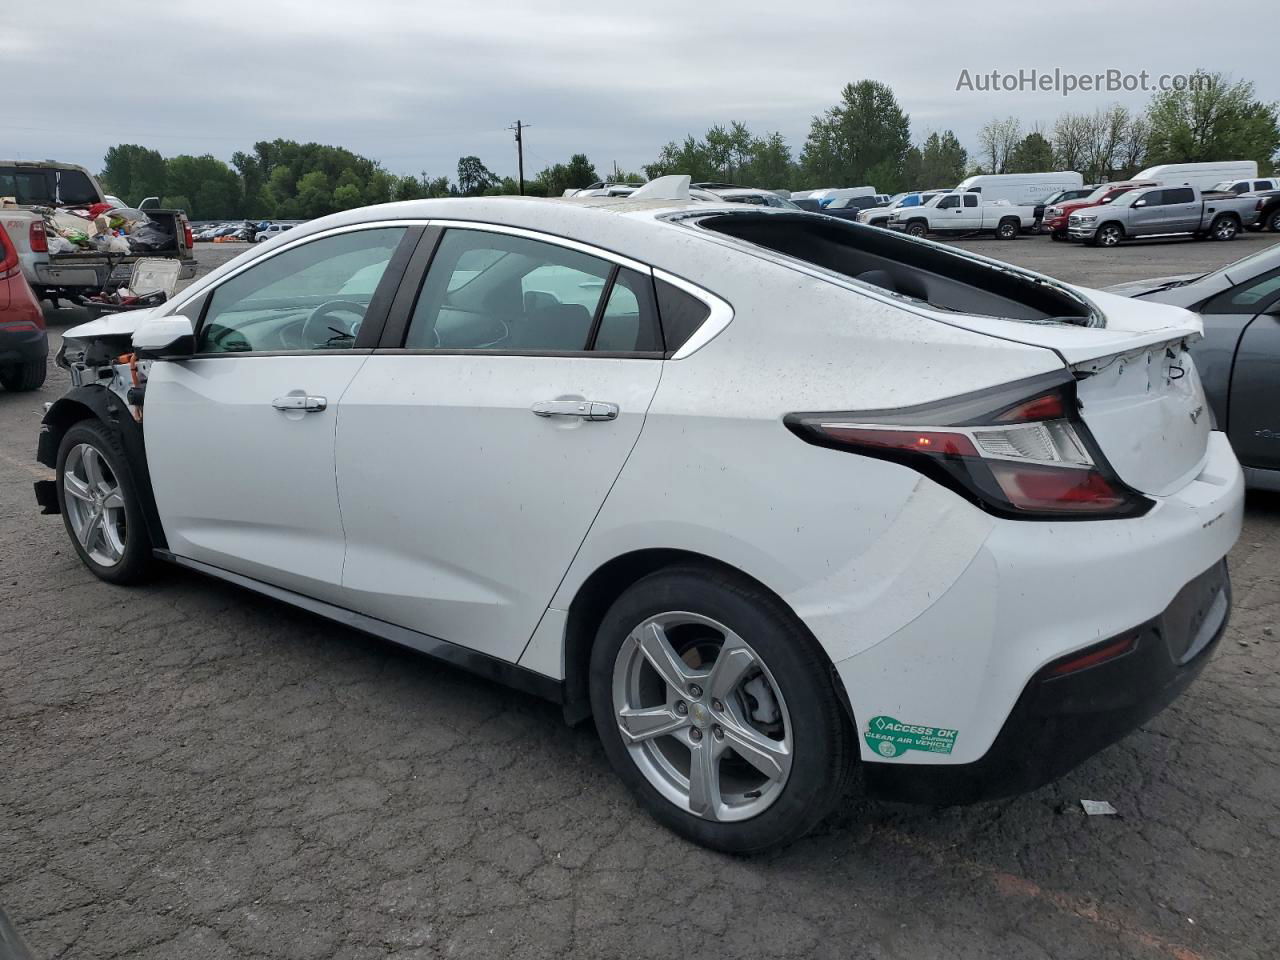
(590, 566), (854, 853)
(56, 420), (154, 584)
(63, 442), (128, 566)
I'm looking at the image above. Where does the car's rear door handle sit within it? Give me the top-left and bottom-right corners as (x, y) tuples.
(531, 399), (618, 421)
(272, 395), (327, 412)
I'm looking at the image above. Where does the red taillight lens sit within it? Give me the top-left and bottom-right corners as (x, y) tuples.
(986, 461), (1131, 513)
(0, 320), (41, 333)
(994, 391), (1066, 423)
(180, 215), (194, 250)
(786, 377), (1151, 521)
(29, 221), (48, 254)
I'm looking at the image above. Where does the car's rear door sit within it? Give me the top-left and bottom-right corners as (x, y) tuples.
(145, 224), (418, 603)
(334, 224), (664, 661)
(1207, 267), (1280, 470)
(1162, 187), (1200, 233)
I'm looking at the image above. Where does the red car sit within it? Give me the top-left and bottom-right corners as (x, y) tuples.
(1043, 181), (1159, 240)
(0, 225), (47, 391)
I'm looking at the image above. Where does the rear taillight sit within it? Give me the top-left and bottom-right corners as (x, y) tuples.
(0, 231), (18, 277)
(180, 215), (193, 250)
(786, 374), (1152, 521)
(29, 221), (48, 253)
(0, 320), (41, 333)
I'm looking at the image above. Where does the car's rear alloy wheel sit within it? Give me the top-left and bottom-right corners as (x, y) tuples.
(1269, 210), (1280, 232)
(56, 420), (154, 584)
(997, 219), (1019, 240)
(590, 566), (854, 853)
(1211, 216), (1238, 241)
(612, 611), (793, 823)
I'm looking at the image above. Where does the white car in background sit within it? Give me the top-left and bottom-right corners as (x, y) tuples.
(710, 188), (802, 209)
(256, 222), (295, 243)
(34, 177), (1242, 852)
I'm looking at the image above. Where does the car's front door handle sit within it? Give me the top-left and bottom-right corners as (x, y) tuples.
(272, 395), (327, 412)
(531, 399), (619, 421)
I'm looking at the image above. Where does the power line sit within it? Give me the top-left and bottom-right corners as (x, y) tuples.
(507, 121), (531, 195)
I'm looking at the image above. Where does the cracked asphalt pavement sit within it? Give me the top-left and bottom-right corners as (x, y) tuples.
(2, 235), (1279, 959)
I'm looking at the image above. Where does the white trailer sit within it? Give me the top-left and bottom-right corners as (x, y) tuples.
(1133, 161), (1259, 193)
(952, 172), (1084, 205)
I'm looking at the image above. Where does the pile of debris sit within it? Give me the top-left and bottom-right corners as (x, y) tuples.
(19, 200), (173, 255)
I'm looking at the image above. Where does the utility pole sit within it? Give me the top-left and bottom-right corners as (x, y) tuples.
(508, 121), (530, 195)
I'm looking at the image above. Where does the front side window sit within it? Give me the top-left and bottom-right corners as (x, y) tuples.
(404, 229), (658, 353)
(1203, 269), (1280, 314)
(196, 227), (406, 354)
(938, 195), (960, 209)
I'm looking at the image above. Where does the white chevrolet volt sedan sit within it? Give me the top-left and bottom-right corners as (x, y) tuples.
(35, 176), (1242, 852)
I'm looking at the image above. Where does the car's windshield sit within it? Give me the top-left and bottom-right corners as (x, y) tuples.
(1109, 189), (1147, 208)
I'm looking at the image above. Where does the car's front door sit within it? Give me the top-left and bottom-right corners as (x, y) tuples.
(145, 225), (415, 602)
(934, 193), (963, 228)
(335, 225), (666, 660)
(1130, 189), (1166, 234)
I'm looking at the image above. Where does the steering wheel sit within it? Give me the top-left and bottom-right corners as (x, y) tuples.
(301, 300), (368, 348)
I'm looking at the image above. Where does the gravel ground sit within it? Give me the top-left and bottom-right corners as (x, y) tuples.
(2, 231), (1279, 960)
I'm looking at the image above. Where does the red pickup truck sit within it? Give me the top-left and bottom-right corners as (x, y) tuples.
(1043, 181), (1158, 240)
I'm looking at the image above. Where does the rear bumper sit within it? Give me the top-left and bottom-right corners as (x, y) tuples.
(0, 327), (48, 364)
(864, 559), (1230, 804)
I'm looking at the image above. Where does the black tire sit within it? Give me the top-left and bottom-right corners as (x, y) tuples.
(905, 220), (928, 238)
(0, 358), (47, 392)
(589, 564), (854, 854)
(996, 218), (1019, 240)
(1209, 215), (1239, 241)
(55, 420), (154, 585)
(1050, 231), (1067, 242)
(1268, 209), (1280, 233)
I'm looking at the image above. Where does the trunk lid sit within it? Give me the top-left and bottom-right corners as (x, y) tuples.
(932, 286), (1211, 496)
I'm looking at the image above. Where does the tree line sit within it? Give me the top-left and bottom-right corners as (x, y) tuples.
(98, 70), (1278, 221)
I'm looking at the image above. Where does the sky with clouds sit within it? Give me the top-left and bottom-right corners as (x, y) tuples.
(4, 0), (1275, 183)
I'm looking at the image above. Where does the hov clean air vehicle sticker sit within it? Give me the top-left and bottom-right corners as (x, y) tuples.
(864, 717), (959, 758)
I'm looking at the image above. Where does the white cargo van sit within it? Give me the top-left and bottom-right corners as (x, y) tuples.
(1133, 161), (1258, 193)
(953, 172), (1084, 205)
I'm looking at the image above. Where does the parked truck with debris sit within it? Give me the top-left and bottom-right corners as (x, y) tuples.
(0, 161), (196, 306)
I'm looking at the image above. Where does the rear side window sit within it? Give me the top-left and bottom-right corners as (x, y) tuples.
(55, 170), (99, 206)
(963, 194), (979, 208)
(595, 268), (662, 353)
(403, 229), (660, 355)
(1165, 188), (1195, 204)
(655, 279), (710, 355)
(1203, 268), (1280, 314)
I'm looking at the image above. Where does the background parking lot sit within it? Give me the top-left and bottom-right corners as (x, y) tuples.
(3, 233), (1279, 960)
